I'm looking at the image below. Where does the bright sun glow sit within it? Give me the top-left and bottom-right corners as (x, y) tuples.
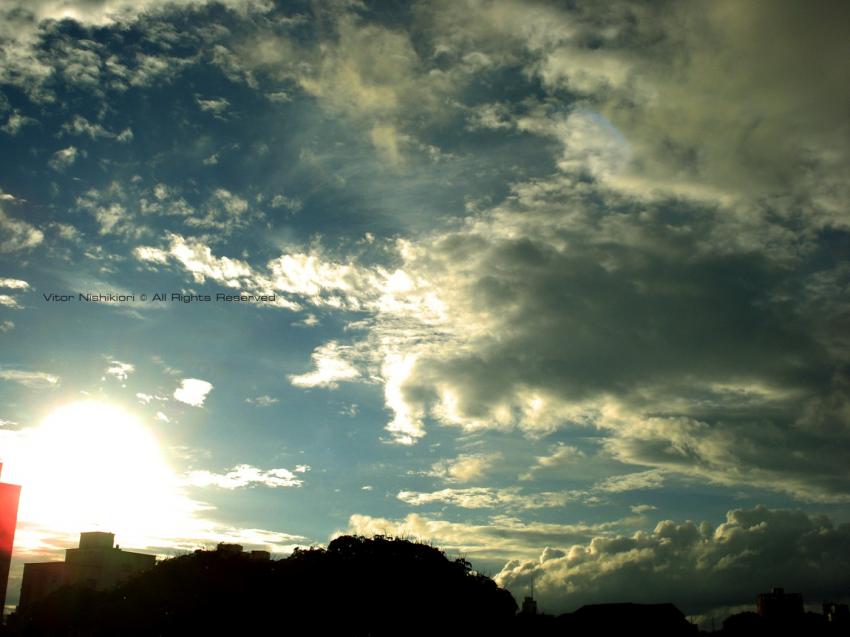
(4, 401), (202, 551)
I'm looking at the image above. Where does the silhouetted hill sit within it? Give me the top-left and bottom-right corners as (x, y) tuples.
(7, 535), (517, 636)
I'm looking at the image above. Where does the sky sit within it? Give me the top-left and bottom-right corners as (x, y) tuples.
(0, 0), (849, 624)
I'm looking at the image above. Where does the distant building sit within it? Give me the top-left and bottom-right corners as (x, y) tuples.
(823, 601), (850, 625)
(250, 550), (271, 561)
(521, 596), (538, 615)
(0, 463), (21, 618)
(757, 587), (804, 619)
(17, 563), (64, 610)
(215, 543), (244, 555)
(18, 532), (156, 609)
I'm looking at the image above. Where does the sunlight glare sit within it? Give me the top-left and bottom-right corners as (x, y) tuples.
(6, 401), (201, 549)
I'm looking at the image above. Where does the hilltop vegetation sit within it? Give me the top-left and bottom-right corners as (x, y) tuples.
(7, 535), (517, 636)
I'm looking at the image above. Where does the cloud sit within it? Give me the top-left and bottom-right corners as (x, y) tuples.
(397, 487), (575, 511)
(427, 452), (503, 483)
(0, 295), (22, 309)
(2, 111), (37, 135)
(289, 341), (360, 389)
(234, 7), (457, 164)
(269, 193), (302, 213)
(133, 245), (169, 264)
(495, 506), (850, 616)
(196, 96), (230, 116)
(245, 395), (279, 407)
(0, 278), (29, 289)
(167, 234), (253, 288)
(0, 208), (43, 252)
(343, 511), (640, 562)
(0, 369), (59, 388)
(183, 464), (307, 489)
(48, 146), (79, 171)
(521, 443), (585, 481)
(593, 470), (666, 494)
(104, 360), (135, 381)
(173, 378), (213, 407)
(0, 320), (14, 332)
(62, 114), (111, 139)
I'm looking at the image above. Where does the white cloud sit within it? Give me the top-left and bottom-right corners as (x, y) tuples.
(183, 464), (306, 489)
(213, 188), (248, 216)
(397, 486), (575, 510)
(0, 320), (14, 332)
(136, 392), (166, 404)
(0, 278), (30, 289)
(0, 208), (43, 252)
(173, 378), (213, 407)
(0, 295), (22, 309)
(245, 395), (279, 407)
(0, 369), (59, 388)
(48, 146), (79, 171)
(427, 452), (503, 483)
(133, 245), (169, 264)
(521, 443), (585, 481)
(167, 234), (253, 288)
(196, 96), (230, 116)
(104, 360), (135, 381)
(62, 114), (110, 139)
(289, 341), (360, 388)
(343, 511), (637, 562)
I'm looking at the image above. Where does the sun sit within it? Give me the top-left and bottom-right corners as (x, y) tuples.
(6, 401), (200, 548)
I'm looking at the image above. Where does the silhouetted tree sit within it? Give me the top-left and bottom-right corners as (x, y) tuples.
(7, 535), (517, 637)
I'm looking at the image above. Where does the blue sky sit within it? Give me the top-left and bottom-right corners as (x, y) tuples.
(1, 0), (849, 623)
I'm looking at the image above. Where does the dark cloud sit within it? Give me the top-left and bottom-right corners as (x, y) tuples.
(496, 506), (850, 616)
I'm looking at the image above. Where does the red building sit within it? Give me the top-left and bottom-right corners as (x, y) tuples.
(0, 463), (22, 618)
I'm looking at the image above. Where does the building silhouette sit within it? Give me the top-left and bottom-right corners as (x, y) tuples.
(0, 463), (21, 618)
(19, 532), (155, 609)
(520, 574), (537, 615)
(757, 586), (804, 619)
(823, 601), (850, 626)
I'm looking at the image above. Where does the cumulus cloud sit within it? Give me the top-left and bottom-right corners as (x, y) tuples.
(0, 295), (22, 309)
(427, 452), (503, 483)
(173, 378), (213, 407)
(168, 234), (253, 288)
(344, 511), (640, 562)
(289, 341), (360, 389)
(0, 208), (43, 252)
(183, 464), (308, 489)
(62, 114), (111, 139)
(0, 278), (29, 289)
(495, 506), (850, 616)
(196, 96), (230, 116)
(133, 245), (169, 264)
(48, 146), (79, 171)
(22, 0), (845, 508)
